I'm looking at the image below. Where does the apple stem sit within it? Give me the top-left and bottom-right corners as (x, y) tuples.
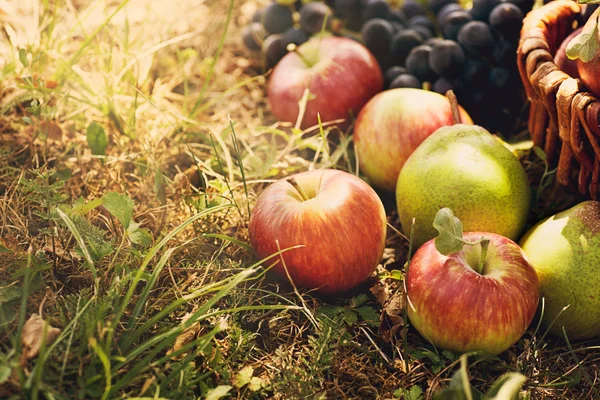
(476, 238), (490, 275)
(287, 177), (310, 202)
(446, 90), (462, 125)
(287, 43), (313, 68)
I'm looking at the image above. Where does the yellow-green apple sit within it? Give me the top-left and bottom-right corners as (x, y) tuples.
(519, 201), (600, 339)
(396, 124), (531, 248)
(353, 88), (472, 192)
(407, 231), (539, 355)
(268, 36), (383, 130)
(248, 169), (387, 294)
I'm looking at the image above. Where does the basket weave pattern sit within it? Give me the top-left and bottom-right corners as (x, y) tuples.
(517, 0), (600, 198)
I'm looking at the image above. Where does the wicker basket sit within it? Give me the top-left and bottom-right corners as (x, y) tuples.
(517, 0), (600, 198)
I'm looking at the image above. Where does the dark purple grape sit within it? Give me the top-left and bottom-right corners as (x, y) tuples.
(457, 21), (494, 55)
(282, 27), (309, 47)
(402, 0), (427, 18)
(492, 39), (516, 66)
(437, 3), (463, 23)
(389, 9), (409, 25)
(390, 73), (421, 89)
(433, 77), (464, 95)
(252, 8), (264, 23)
(263, 4), (294, 34)
(461, 58), (490, 86)
(469, 0), (503, 21)
(429, 0), (457, 15)
(409, 15), (436, 32)
(385, 66), (409, 87)
(300, 3), (332, 33)
(441, 10), (473, 41)
(406, 45), (438, 82)
(361, 18), (395, 62)
(335, 0), (362, 19)
(364, 0), (390, 19)
(390, 29), (424, 66)
(428, 39), (465, 77)
(263, 34), (287, 67)
(242, 23), (267, 52)
(489, 3), (524, 39)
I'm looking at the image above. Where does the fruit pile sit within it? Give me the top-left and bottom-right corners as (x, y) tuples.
(242, 0), (533, 134)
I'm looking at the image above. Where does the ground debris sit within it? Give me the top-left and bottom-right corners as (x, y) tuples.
(21, 313), (60, 360)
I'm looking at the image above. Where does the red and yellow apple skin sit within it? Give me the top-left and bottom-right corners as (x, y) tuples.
(406, 232), (539, 355)
(249, 169), (387, 294)
(268, 36), (383, 130)
(353, 88), (472, 192)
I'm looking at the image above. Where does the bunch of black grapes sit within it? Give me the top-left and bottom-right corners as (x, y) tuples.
(242, 0), (534, 134)
(364, 0), (533, 134)
(242, 1), (334, 68)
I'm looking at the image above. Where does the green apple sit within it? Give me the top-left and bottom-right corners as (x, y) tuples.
(519, 201), (600, 339)
(396, 124), (531, 248)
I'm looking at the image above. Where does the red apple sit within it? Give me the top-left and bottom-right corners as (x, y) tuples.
(353, 88), (472, 192)
(267, 36), (383, 130)
(406, 232), (539, 355)
(554, 27), (582, 78)
(249, 169), (387, 294)
(566, 7), (600, 98)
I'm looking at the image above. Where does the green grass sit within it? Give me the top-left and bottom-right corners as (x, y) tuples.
(1, 1), (599, 399)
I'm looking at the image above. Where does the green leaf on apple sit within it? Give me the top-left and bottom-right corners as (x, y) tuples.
(433, 208), (481, 256)
(566, 8), (600, 62)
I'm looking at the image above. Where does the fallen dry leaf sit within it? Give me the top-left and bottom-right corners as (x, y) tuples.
(21, 314), (61, 360)
(371, 282), (405, 343)
(167, 310), (201, 360)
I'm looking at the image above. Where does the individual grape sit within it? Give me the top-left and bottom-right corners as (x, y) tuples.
(390, 30), (424, 66)
(469, 0), (502, 21)
(406, 45), (438, 82)
(441, 10), (473, 41)
(283, 27), (309, 48)
(361, 18), (395, 62)
(433, 77), (464, 95)
(409, 15), (436, 32)
(390, 73), (421, 89)
(263, 34), (288, 67)
(489, 3), (524, 39)
(437, 3), (463, 23)
(402, 0), (427, 18)
(428, 39), (465, 77)
(412, 25), (434, 40)
(429, 0), (457, 15)
(242, 23), (267, 52)
(461, 58), (490, 86)
(389, 9), (409, 25)
(263, 3), (294, 34)
(492, 39), (516, 66)
(334, 0), (362, 19)
(385, 66), (409, 87)
(300, 3), (332, 34)
(457, 21), (494, 55)
(252, 8), (264, 23)
(364, 0), (390, 20)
